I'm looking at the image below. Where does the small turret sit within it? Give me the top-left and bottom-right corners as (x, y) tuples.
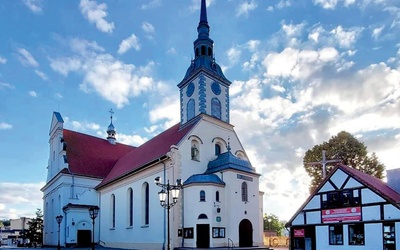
(106, 109), (116, 145)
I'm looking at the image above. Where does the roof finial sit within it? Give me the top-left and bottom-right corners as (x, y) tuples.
(200, 0), (208, 24)
(107, 109), (116, 144)
(109, 108), (114, 123)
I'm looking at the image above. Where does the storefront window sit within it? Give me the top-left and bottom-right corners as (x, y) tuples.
(349, 224), (364, 245)
(329, 225), (343, 245)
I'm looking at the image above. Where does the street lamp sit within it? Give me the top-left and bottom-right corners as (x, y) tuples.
(155, 176), (183, 250)
(88, 206), (99, 250)
(55, 215), (63, 250)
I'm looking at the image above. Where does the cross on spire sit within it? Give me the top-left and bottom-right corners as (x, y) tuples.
(109, 109), (114, 122)
(305, 150), (341, 179)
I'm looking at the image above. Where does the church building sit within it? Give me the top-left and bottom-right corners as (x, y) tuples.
(41, 1), (264, 249)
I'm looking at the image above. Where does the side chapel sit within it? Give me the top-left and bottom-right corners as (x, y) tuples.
(41, 1), (264, 249)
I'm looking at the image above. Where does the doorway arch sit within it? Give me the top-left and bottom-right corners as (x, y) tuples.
(239, 219), (253, 247)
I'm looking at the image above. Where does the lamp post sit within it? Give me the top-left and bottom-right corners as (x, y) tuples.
(88, 206), (99, 250)
(55, 215), (63, 250)
(155, 176), (183, 250)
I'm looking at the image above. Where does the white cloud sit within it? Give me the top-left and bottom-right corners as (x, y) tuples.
(117, 133), (148, 147)
(142, 22), (155, 36)
(189, 0), (214, 12)
(0, 56), (6, 64)
(330, 26), (363, 49)
(69, 120), (100, 131)
(79, 0), (115, 33)
(0, 82), (15, 89)
(28, 91), (37, 97)
(55, 93), (63, 99)
(313, 0), (338, 9)
(141, 0), (162, 10)
(236, 1), (258, 17)
(35, 69), (48, 81)
(166, 47), (177, 55)
(23, 0), (43, 13)
(49, 57), (82, 76)
(0, 182), (44, 220)
(0, 122), (12, 130)
(372, 26), (384, 39)
(276, 0), (291, 9)
(117, 34), (141, 54)
(16, 48), (39, 67)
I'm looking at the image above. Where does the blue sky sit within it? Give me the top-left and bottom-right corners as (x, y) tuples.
(0, 0), (399, 221)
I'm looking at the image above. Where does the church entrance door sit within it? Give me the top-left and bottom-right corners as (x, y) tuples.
(239, 219), (253, 247)
(196, 224), (210, 248)
(77, 230), (91, 247)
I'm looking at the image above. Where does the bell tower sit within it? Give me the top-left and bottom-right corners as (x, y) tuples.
(178, 0), (231, 126)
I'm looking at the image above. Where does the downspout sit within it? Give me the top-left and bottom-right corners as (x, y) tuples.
(181, 187), (185, 247)
(162, 161), (167, 250)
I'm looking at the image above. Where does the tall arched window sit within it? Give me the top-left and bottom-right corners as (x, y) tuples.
(200, 190), (206, 202)
(215, 144), (221, 155)
(216, 191), (220, 202)
(142, 182), (149, 225)
(127, 188), (133, 227)
(201, 46), (206, 55)
(241, 182), (248, 202)
(211, 98), (221, 119)
(111, 194), (116, 228)
(187, 99), (195, 121)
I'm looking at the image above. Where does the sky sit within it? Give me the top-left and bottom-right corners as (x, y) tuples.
(0, 0), (399, 222)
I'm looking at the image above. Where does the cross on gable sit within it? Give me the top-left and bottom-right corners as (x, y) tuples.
(305, 150), (341, 179)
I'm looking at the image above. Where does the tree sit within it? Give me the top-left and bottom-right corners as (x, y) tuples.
(263, 213), (286, 236)
(303, 131), (385, 193)
(26, 209), (44, 247)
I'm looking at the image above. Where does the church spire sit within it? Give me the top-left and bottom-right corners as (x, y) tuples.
(194, 0), (213, 60)
(106, 109), (116, 145)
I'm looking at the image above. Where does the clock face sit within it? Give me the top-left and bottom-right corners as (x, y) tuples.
(186, 82), (195, 97)
(211, 82), (221, 95)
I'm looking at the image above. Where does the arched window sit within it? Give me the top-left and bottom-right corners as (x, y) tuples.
(200, 190), (206, 202)
(142, 182), (149, 225)
(127, 188), (133, 227)
(198, 213), (208, 219)
(201, 46), (206, 55)
(196, 48), (199, 57)
(241, 182), (248, 202)
(211, 98), (221, 119)
(215, 144), (221, 155)
(191, 140), (200, 160)
(111, 194), (116, 228)
(187, 99), (195, 121)
(208, 47), (212, 56)
(216, 191), (220, 202)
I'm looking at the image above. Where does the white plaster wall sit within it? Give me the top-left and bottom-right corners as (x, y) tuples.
(304, 195), (320, 210)
(384, 204), (400, 220)
(306, 211), (321, 224)
(362, 188), (385, 204)
(291, 213), (305, 225)
(330, 169), (347, 189)
(362, 205), (381, 221)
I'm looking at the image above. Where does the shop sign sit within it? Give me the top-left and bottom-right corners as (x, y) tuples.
(322, 206), (361, 223)
(294, 229), (305, 237)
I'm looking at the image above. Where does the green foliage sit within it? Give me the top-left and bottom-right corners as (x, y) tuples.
(0, 219), (10, 227)
(26, 209), (44, 246)
(263, 213), (286, 236)
(303, 131), (385, 193)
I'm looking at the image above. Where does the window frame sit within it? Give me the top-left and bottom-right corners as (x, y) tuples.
(348, 224), (365, 245)
(241, 182), (248, 202)
(200, 190), (206, 202)
(329, 224), (343, 245)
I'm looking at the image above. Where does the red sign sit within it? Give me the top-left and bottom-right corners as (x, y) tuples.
(322, 207), (361, 223)
(294, 229), (305, 237)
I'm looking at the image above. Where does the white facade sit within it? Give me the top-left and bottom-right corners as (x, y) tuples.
(287, 165), (400, 250)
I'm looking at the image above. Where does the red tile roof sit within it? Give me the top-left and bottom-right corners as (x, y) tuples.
(63, 129), (135, 178)
(97, 119), (199, 188)
(286, 164), (400, 227)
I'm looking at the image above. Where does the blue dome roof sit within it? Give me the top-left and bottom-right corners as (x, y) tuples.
(205, 151), (255, 174)
(184, 173), (225, 186)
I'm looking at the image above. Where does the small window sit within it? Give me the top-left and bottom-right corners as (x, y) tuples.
(349, 224), (364, 245)
(111, 194), (116, 228)
(241, 182), (248, 202)
(328, 192), (340, 208)
(329, 225), (343, 245)
(187, 99), (195, 121)
(201, 46), (206, 55)
(215, 144), (221, 155)
(200, 190), (206, 202)
(211, 98), (221, 119)
(215, 191), (220, 202)
(341, 190), (353, 206)
(127, 188), (133, 227)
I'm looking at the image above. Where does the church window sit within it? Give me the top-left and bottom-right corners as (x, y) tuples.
(200, 190), (206, 202)
(196, 48), (199, 57)
(208, 47), (212, 56)
(201, 46), (206, 55)
(215, 191), (220, 202)
(191, 140), (200, 161)
(111, 194), (116, 228)
(211, 98), (221, 119)
(127, 188), (133, 227)
(215, 144), (221, 155)
(187, 99), (195, 121)
(198, 213), (208, 219)
(142, 182), (149, 225)
(241, 182), (248, 202)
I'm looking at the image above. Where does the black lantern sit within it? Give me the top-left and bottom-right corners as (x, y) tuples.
(88, 206), (99, 250)
(55, 215), (63, 250)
